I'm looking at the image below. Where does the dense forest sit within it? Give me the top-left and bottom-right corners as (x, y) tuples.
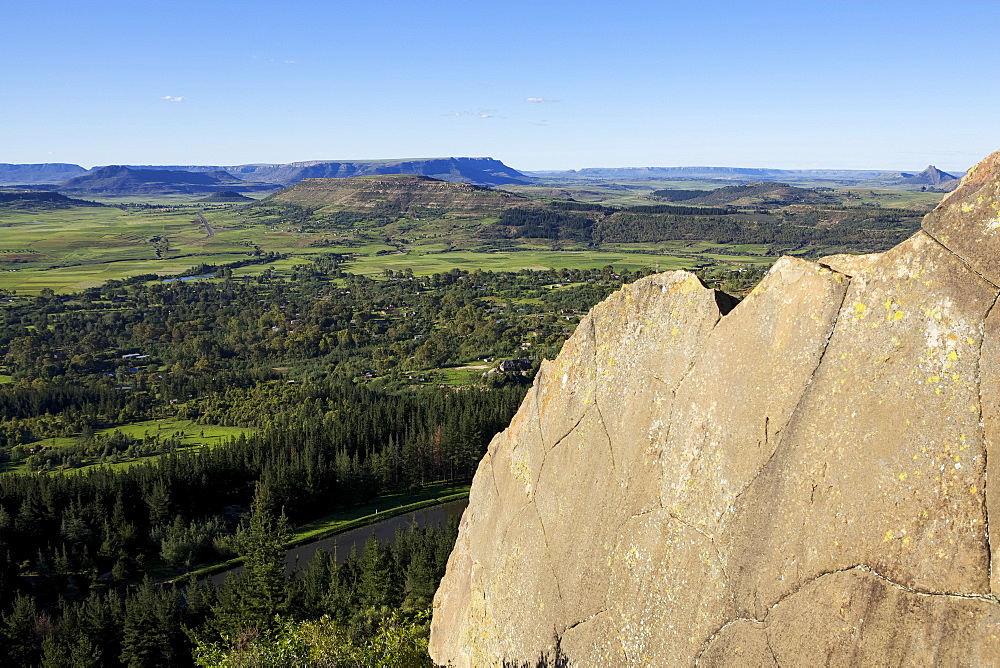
(0, 253), (759, 665)
(479, 201), (923, 253)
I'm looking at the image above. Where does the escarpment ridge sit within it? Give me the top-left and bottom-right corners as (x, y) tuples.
(430, 149), (1000, 666)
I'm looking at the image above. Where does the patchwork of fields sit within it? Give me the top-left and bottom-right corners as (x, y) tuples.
(0, 180), (934, 294)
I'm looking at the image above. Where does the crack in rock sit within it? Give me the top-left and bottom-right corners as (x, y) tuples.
(923, 226), (1000, 291)
(762, 564), (998, 617)
(726, 275), (850, 519)
(980, 290), (1000, 590)
(592, 400), (616, 473)
(488, 454), (502, 503)
(697, 564), (1000, 666)
(564, 607), (607, 633)
(693, 616), (766, 666)
(532, 502), (566, 608)
(537, 316), (597, 449)
(667, 510), (731, 588)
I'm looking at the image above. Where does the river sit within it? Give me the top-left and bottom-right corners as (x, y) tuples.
(210, 498), (468, 586)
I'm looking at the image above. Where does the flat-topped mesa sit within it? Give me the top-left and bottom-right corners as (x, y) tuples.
(431, 151), (1000, 666)
(267, 174), (525, 214)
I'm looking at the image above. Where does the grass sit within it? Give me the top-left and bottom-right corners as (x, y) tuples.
(7, 419), (255, 476)
(340, 248), (743, 276)
(3, 191), (862, 295)
(97, 418), (251, 443)
(837, 188), (944, 210)
(431, 362), (493, 386)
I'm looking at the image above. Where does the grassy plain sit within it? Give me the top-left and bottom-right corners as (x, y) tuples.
(0, 200), (773, 294)
(0, 179), (938, 294)
(8, 419), (255, 475)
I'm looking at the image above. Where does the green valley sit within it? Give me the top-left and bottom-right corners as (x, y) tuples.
(0, 175), (938, 295)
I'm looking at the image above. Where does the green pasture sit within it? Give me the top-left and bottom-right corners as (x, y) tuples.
(838, 189), (944, 210)
(24, 418), (251, 451)
(431, 362), (493, 386)
(340, 249), (725, 276)
(0, 255), (253, 293)
(0, 201), (789, 295)
(10, 419), (254, 476)
(94, 418), (251, 443)
(504, 178), (724, 206)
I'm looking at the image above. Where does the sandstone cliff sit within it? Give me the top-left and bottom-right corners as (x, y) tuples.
(430, 150), (1000, 666)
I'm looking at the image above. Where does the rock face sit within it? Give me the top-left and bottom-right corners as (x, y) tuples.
(430, 150), (1000, 666)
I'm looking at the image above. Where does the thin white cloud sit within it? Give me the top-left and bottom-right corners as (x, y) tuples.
(161, 95), (185, 103)
(526, 97), (557, 103)
(453, 109), (496, 119)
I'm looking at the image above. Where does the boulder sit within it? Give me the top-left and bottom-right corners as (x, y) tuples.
(431, 152), (1000, 666)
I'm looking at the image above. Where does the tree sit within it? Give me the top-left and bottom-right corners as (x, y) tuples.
(2, 594), (41, 666)
(206, 483), (289, 641)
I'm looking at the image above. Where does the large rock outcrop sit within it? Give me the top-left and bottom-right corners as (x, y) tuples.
(430, 150), (1000, 666)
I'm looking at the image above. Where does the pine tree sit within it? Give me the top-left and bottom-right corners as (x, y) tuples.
(2, 593), (40, 666)
(206, 482), (289, 641)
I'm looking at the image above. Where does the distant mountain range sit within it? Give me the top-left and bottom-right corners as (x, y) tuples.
(527, 164), (964, 190)
(130, 157), (531, 187)
(0, 163), (88, 184)
(0, 159), (965, 195)
(57, 166), (277, 195)
(0, 158), (531, 195)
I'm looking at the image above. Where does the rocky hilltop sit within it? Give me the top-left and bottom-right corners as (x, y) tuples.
(430, 150), (1000, 665)
(898, 165), (961, 190)
(269, 175), (526, 214)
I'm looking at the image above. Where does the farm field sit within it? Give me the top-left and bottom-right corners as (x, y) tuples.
(0, 203), (772, 293)
(0, 177), (938, 295)
(4, 419), (255, 475)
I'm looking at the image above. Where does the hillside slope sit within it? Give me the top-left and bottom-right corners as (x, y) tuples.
(0, 191), (103, 209)
(268, 175), (527, 214)
(652, 181), (838, 206)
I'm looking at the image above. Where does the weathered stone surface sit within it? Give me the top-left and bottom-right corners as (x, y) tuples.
(818, 251), (882, 277)
(924, 148), (1000, 286)
(978, 305), (1000, 593)
(605, 510), (729, 665)
(432, 153), (1000, 666)
(661, 256), (849, 529)
(431, 271), (729, 665)
(724, 232), (997, 618)
(701, 568), (1000, 666)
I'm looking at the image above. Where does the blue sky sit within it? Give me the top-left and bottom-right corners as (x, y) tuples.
(3, 0), (999, 172)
